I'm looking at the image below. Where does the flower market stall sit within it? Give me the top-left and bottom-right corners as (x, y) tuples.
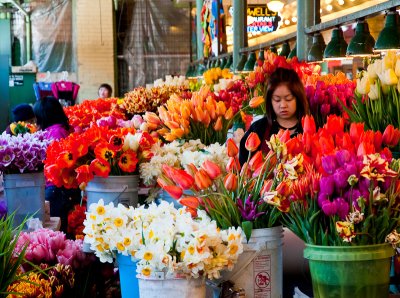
(3, 48), (400, 298)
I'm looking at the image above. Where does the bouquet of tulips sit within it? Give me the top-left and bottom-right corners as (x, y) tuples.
(9, 121), (38, 135)
(262, 115), (400, 246)
(44, 125), (156, 189)
(305, 72), (356, 128)
(157, 131), (288, 241)
(347, 52), (400, 151)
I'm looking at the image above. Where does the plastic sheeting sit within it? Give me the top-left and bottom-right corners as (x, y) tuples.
(12, 0), (74, 72)
(121, 0), (191, 89)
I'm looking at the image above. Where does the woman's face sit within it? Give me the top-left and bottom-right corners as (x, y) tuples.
(271, 84), (297, 122)
(98, 87), (111, 99)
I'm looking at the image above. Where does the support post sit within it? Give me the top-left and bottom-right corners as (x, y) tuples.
(196, 0), (203, 60)
(233, 0), (245, 69)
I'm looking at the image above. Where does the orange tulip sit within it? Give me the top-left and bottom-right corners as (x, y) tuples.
(226, 157), (240, 172)
(260, 179), (273, 196)
(143, 112), (161, 126)
(325, 115), (345, 134)
(249, 96), (264, 108)
(201, 160), (221, 179)
(186, 163), (198, 176)
(163, 185), (183, 199)
(349, 122), (364, 144)
(202, 113), (211, 127)
(245, 132), (261, 152)
(224, 107), (234, 120)
(172, 169), (195, 190)
(171, 128), (185, 139)
(226, 138), (239, 157)
(216, 101), (227, 116)
(179, 196), (200, 209)
(75, 165), (94, 186)
(89, 159), (111, 178)
(383, 125), (400, 148)
(213, 116), (223, 131)
(194, 169), (212, 189)
(223, 173), (238, 191)
(248, 150), (263, 171)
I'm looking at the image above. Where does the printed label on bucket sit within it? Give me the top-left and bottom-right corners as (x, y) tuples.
(254, 255), (271, 298)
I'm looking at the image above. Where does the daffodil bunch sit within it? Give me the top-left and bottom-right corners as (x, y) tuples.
(203, 67), (233, 87)
(348, 52), (400, 149)
(83, 200), (243, 280)
(143, 85), (238, 145)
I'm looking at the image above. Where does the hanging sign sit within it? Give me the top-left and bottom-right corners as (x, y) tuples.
(247, 5), (280, 33)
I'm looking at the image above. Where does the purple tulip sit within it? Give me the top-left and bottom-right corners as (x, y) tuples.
(237, 194), (265, 221)
(320, 176), (335, 196)
(345, 188), (362, 210)
(321, 103), (331, 116)
(334, 197), (349, 220)
(336, 150), (352, 166)
(0, 200), (7, 219)
(322, 155), (338, 174)
(321, 200), (338, 216)
(318, 192), (329, 208)
(334, 168), (350, 190)
(344, 162), (358, 177)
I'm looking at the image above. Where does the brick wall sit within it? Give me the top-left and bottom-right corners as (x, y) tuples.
(75, 0), (115, 102)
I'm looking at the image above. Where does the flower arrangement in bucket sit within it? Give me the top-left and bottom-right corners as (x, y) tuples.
(346, 52), (400, 151)
(44, 125), (156, 189)
(83, 200), (243, 297)
(260, 115), (400, 297)
(0, 130), (50, 174)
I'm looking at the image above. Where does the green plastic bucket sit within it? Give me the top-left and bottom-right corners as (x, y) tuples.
(304, 243), (394, 298)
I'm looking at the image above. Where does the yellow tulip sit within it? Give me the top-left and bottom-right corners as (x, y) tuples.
(368, 83), (379, 100)
(356, 73), (370, 95)
(379, 69), (398, 86)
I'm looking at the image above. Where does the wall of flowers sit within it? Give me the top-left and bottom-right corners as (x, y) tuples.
(2, 50), (400, 297)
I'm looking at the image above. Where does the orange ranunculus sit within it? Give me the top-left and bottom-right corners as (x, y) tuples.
(118, 150), (138, 173)
(109, 134), (124, 151)
(223, 173), (238, 191)
(179, 196), (200, 209)
(94, 143), (116, 164)
(195, 169), (212, 190)
(201, 160), (222, 179)
(226, 139), (239, 157)
(301, 115), (316, 134)
(56, 151), (76, 168)
(90, 159), (111, 178)
(245, 132), (261, 152)
(249, 96), (264, 108)
(75, 165), (94, 186)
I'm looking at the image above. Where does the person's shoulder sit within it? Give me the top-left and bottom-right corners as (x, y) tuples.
(45, 124), (69, 140)
(249, 116), (268, 131)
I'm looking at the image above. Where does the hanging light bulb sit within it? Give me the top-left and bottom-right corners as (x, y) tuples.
(346, 19), (376, 57)
(324, 27), (350, 60)
(267, 1), (285, 12)
(279, 41), (291, 58)
(374, 10), (400, 52)
(308, 33), (324, 63)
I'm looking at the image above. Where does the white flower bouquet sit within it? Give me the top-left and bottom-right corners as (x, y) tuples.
(83, 200), (243, 280)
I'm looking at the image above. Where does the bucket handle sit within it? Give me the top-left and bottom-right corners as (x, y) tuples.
(113, 185), (128, 204)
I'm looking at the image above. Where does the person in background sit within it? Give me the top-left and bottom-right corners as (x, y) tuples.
(98, 83), (112, 99)
(239, 67), (310, 165)
(5, 103), (36, 134)
(33, 96), (81, 233)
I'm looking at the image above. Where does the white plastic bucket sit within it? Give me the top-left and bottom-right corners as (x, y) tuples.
(138, 275), (205, 298)
(219, 226), (283, 298)
(85, 175), (138, 207)
(4, 172), (45, 227)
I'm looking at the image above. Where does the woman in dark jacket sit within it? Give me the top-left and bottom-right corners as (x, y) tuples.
(239, 67), (310, 165)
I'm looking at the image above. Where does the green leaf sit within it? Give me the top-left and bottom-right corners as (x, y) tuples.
(242, 221), (253, 243)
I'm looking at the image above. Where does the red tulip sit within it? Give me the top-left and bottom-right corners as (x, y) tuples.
(75, 165), (94, 185)
(226, 157), (241, 172)
(162, 185), (183, 199)
(248, 151), (263, 171)
(245, 132), (261, 152)
(224, 173), (238, 191)
(325, 115), (345, 134)
(172, 169), (195, 190)
(349, 122), (364, 144)
(302, 115), (316, 134)
(179, 196), (200, 209)
(201, 160), (221, 179)
(226, 138), (239, 157)
(382, 125), (400, 148)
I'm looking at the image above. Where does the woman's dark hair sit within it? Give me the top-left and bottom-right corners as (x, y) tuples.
(33, 96), (70, 130)
(264, 67), (310, 127)
(99, 83), (112, 95)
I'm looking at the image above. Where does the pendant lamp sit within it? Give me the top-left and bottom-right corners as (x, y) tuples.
(288, 44), (297, 58)
(243, 52), (257, 72)
(308, 33), (324, 63)
(269, 45), (278, 54)
(225, 55), (233, 70)
(235, 53), (248, 72)
(279, 41), (291, 57)
(374, 10), (400, 52)
(347, 19), (376, 57)
(219, 57), (227, 69)
(323, 27), (348, 60)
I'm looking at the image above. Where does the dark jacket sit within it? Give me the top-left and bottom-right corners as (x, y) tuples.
(239, 117), (302, 165)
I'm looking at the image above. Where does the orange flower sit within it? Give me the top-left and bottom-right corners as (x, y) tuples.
(179, 196), (201, 209)
(213, 116), (223, 131)
(90, 159), (111, 177)
(248, 151), (264, 171)
(245, 132), (261, 152)
(194, 169), (212, 190)
(223, 173), (238, 191)
(75, 165), (94, 185)
(201, 160), (221, 179)
(118, 150), (138, 173)
(249, 96), (264, 108)
(226, 157), (240, 172)
(109, 134), (124, 151)
(382, 125), (400, 148)
(302, 115), (316, 134)
(94, 143), (116, 164)
(226, 138), (239, 157)
(56, 151), (77, 168)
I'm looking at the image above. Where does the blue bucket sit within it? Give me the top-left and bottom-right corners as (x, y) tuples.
(117, 254), (139, 298)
